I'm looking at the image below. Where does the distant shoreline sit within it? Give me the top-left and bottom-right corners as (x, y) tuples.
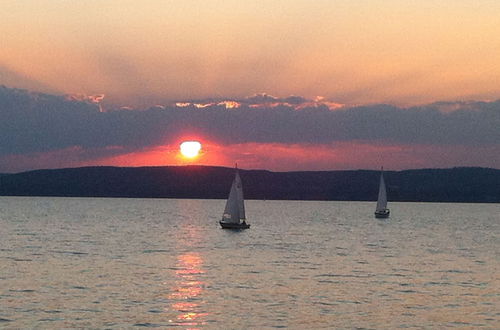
(0, 195), (498, 205)
(1, 166), (499, 203)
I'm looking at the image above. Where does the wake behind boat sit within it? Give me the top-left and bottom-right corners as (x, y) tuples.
(220, 166), (250, 229)
(375, 167), (390, 218)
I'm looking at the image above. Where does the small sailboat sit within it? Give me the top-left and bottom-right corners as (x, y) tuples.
(374, 167), (390, 218)
(220, 165), (250, 229)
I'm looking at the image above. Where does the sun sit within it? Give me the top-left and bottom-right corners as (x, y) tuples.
(180, 141), (202, 158)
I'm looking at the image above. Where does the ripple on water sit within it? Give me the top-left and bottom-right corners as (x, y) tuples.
(134, 322), (165, 328)
(439, 269), (471, 274)
(142, 249), (169, 253)
(38, 317), (65, 322)
(335, 299), (362, 305)
(425, 281), (452, 286)
(315, 273), (374, 279)
(71, 286), (89, 290)
(397, 289), (418, 293)
(10, 258), (33, 262)
(50, 250), (88, 255)
(147, 309), (163, 314)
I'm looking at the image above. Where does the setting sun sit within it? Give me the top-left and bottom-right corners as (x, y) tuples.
(180, 141), (202, 159)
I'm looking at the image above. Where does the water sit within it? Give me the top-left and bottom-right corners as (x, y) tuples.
(1, 197), (499, 329)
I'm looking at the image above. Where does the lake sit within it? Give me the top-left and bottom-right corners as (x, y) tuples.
(1, 197), (499, 328)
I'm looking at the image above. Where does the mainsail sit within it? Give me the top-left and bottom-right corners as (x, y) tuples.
(376, 171), (388, 212)
(222, 171), (245, 223)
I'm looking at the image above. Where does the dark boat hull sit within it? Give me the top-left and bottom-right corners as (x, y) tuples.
(219, 221), (250, 229)
(374, 209), (390, 218)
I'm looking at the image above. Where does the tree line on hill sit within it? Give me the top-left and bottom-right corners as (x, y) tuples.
(0, 166), (499, 203)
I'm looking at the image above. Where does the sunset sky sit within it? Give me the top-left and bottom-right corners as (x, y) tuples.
(1, 1), (499, 172)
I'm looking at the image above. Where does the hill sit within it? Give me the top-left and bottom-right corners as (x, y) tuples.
(0, 166), (499, 202)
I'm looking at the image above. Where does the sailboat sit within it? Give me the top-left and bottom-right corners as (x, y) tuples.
(220, 165), (250, 229)
(374, 167), (390, 218)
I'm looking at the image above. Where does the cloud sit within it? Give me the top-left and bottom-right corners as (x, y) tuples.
(65, 93), (105, 104)
(170, 93), (344, 110)
(0, 86), (499, 171)
(65, 93), (105, 112)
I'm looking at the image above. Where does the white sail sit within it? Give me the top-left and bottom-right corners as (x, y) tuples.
(376, 171), (388, 211)
(235, 171), (246, 221)
(222, 170), (245, 223)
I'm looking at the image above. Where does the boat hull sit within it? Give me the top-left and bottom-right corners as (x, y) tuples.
(219, 221), (250, 229)
(374, 209), (390, 218)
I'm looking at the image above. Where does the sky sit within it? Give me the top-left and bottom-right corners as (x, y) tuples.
(1, 1), (499, 172)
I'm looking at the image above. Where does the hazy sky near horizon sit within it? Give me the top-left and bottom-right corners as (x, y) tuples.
(1, 1), (499, 172)
(2, 0), (500, 107)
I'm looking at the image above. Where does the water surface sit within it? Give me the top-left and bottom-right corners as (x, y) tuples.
(1, 197), (499, 328)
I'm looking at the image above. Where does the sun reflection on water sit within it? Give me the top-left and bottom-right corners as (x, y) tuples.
(167, 252), (208, 328)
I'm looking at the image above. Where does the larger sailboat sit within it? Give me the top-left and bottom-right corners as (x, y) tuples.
(374, 167), (390, 218)
(220, 166), (250, 229)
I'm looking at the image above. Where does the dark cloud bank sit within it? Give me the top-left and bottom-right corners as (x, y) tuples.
(1, 86), (499, 164)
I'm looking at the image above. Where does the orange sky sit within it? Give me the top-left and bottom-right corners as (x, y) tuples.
(2, 139), (498, 173)
(1, 2), (499, 172)
(2, 1), (500, 107)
